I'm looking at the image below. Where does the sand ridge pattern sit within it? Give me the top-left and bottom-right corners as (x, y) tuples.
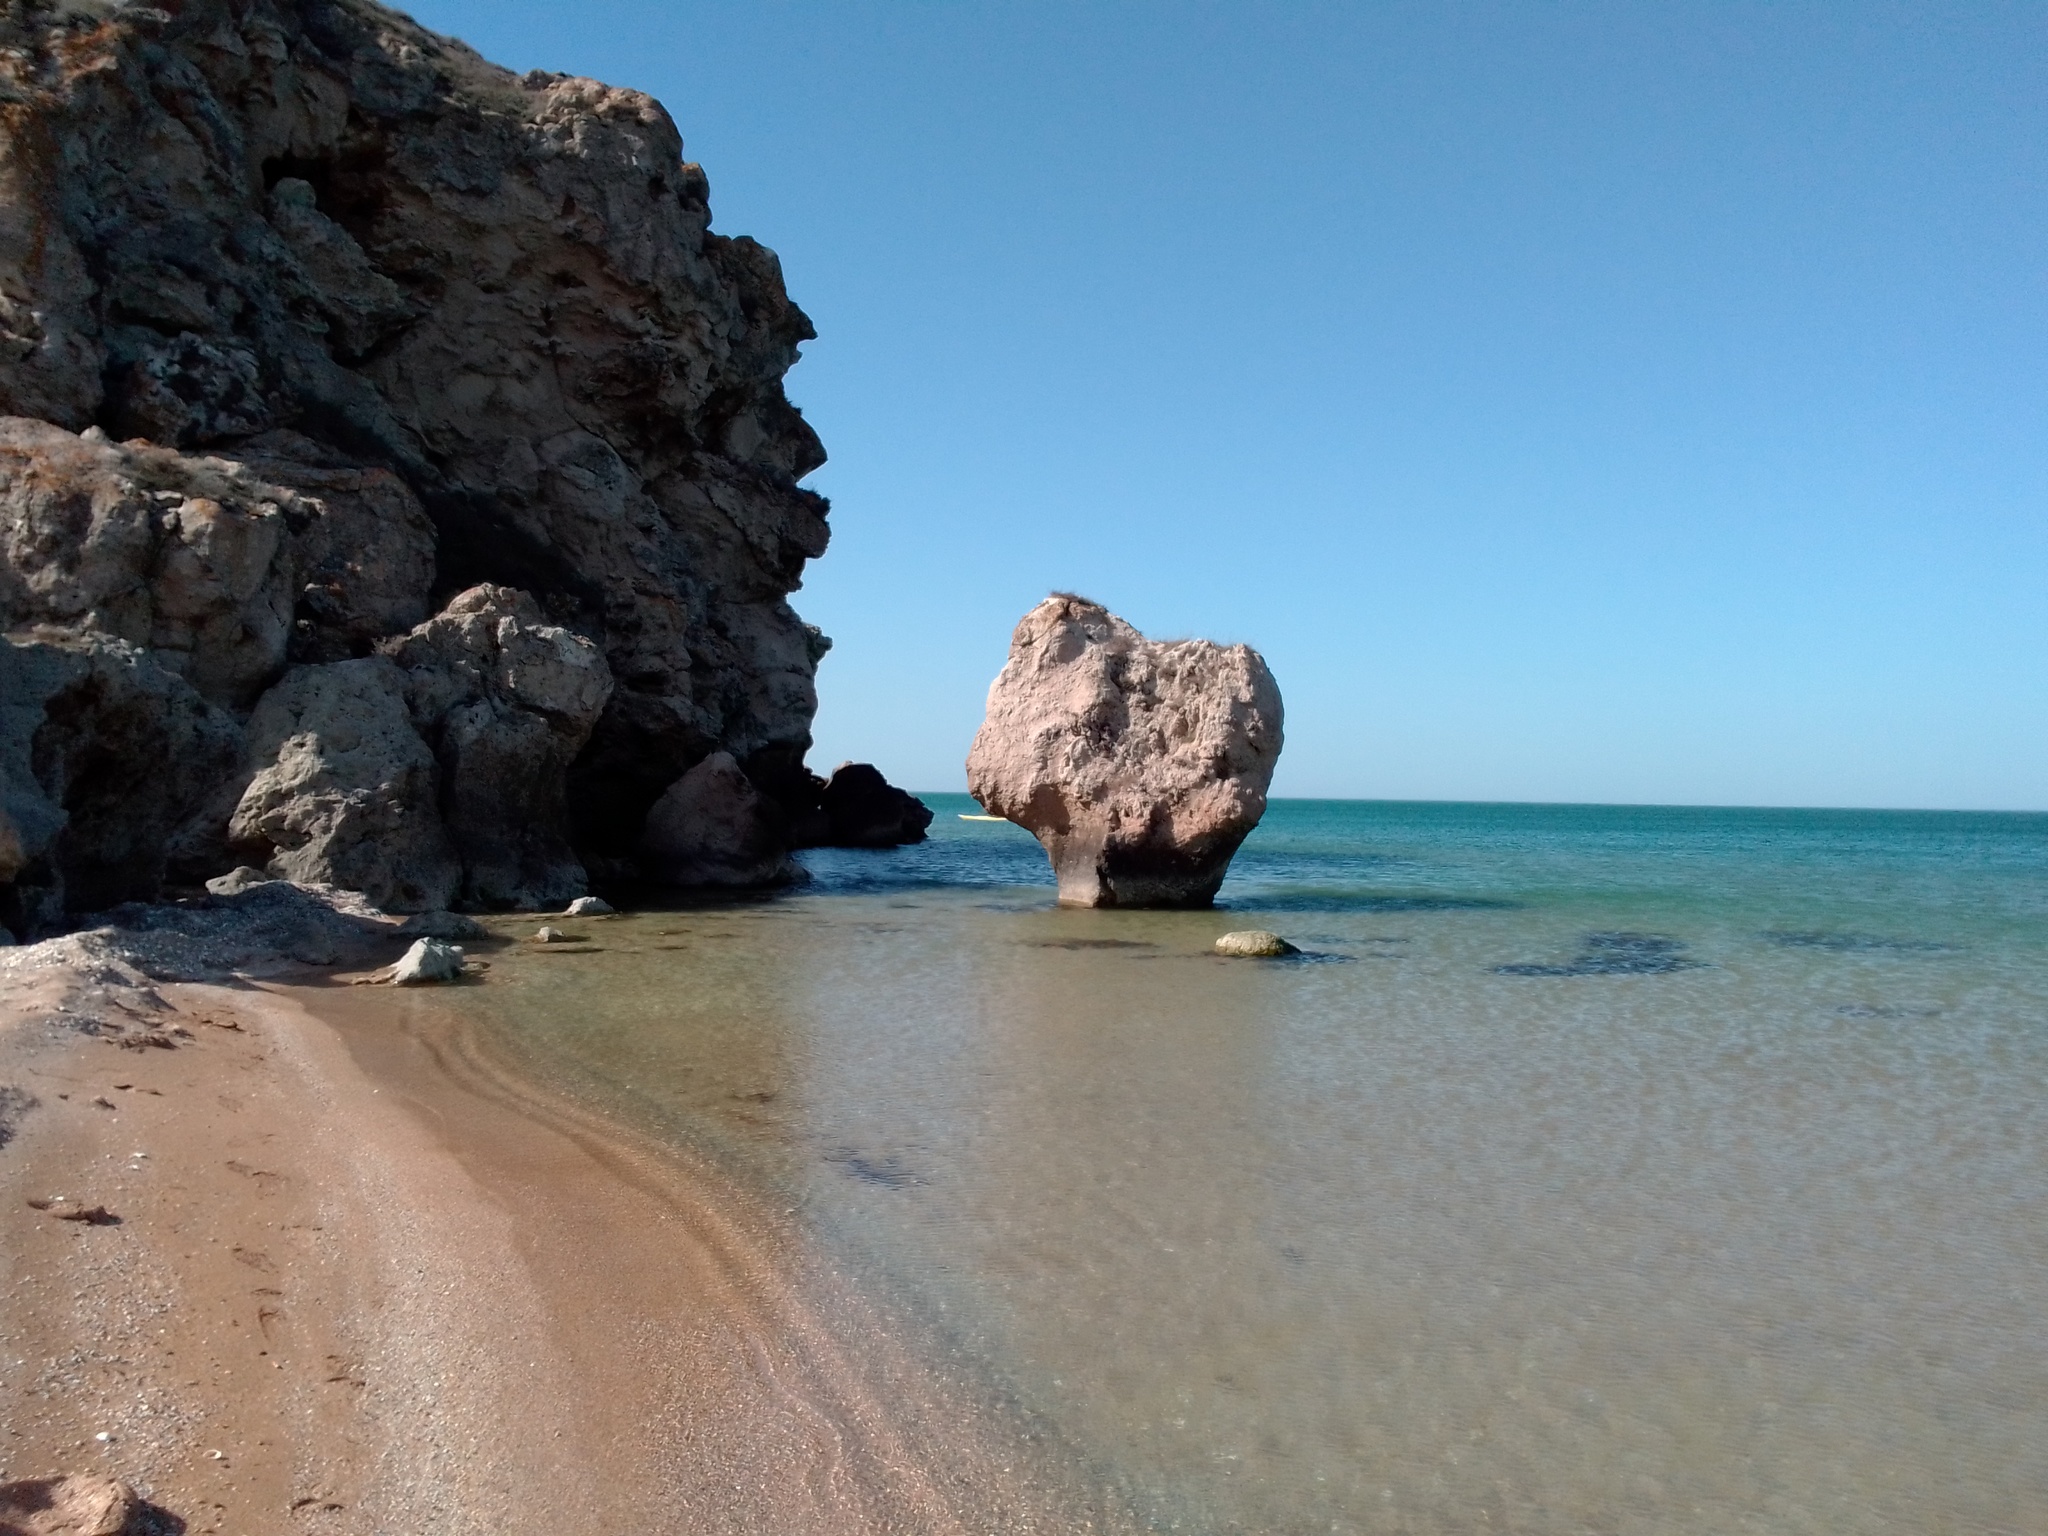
(0, 960), (1133, 1532)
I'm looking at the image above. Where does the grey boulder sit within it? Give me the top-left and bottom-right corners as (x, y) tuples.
(388, 585), (613, 910)
(228, 656), (459, 915)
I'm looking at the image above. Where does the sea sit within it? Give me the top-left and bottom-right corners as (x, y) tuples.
(452, 797), (2048, 1534)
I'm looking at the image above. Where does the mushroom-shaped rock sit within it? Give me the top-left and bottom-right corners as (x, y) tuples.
(966, 595), (1283, 907)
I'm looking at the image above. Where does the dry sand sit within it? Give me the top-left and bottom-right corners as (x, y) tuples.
(0, 961), (1127, 1534)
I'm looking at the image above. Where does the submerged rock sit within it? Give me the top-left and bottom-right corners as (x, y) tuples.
(562, 896), (615, 917)
(966, 595), (1283, 907)
(1214, 930), (1299, 958)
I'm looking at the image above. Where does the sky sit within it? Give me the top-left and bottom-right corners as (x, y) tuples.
(408, 1), (2046, 810)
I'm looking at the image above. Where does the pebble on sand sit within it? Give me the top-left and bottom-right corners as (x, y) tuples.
(562, 896), (615, 917)
(532, 926), (572, 944)
(1213, 930), (1300, 958)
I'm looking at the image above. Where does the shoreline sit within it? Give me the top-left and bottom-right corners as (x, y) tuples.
(0, 952), (1128, 1534)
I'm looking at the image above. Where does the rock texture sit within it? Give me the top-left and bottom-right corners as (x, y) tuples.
(966, 595), (1283, 907)
(0, 0), (860, 928)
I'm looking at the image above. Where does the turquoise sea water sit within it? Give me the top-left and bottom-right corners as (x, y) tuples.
(464, 799), (2048, 1533)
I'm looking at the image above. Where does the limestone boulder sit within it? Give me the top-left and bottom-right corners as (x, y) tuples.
(641, 751), (798, 888)
(387, 585), (613, 910)
(966, 595), (1283, 907)
(228, 656), (459, 914)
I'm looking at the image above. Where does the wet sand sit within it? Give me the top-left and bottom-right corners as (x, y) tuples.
(0, 970), (1126, 1534)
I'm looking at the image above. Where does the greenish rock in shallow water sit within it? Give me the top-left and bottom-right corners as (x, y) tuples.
(1214, 929), (1298, 958)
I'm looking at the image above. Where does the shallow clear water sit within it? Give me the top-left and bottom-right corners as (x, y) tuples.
(461, 798), (2048, 1533)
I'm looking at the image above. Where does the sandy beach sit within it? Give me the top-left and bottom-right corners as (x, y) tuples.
(0, 956), (1118, 1535)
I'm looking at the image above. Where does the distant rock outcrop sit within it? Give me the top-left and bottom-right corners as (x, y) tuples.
(966, 595), (1283, 907)
(0, 0), (866, 928)
(797, 762), (934, 849)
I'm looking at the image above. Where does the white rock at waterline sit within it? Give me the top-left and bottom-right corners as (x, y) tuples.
(562, 896), (614, 916)
(389, 938), (464, 984)
(1214, 930), (1299, 958)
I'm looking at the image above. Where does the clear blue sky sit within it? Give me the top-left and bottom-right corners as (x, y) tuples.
(409, 1), (2045, 810)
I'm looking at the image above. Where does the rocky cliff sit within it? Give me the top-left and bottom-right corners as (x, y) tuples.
(0, 0), (897, 934)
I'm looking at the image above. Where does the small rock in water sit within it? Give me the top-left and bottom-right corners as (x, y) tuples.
(532, 926), (570, 944)
(205, 865), (277, 896)
(562, 896), (614, 917)
(388, 938), (464, 984)
(0, 1473), (139, 1535)
(1214, 930), (1299, 958)
(397, 910), (488, 941)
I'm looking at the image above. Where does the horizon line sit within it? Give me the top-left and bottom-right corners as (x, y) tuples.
(914, 790), (2048, 817)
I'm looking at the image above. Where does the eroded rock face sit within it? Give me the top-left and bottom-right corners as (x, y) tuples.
(0, 632), (241, 933)
(387, 584), (613, 909)
(228, 585), (611, 911)
(640, 750), (798, 888)
(0, 0), (842, 925)
(0, 418), (295, 710)
(228, 655), (458, 912)
(966, 595), (1283, 907)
